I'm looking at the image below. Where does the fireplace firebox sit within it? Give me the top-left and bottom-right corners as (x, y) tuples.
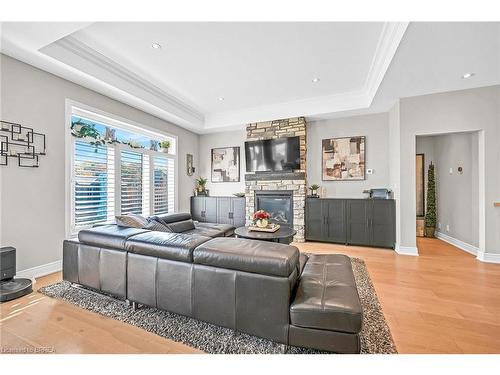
(254, 191), (293, 227)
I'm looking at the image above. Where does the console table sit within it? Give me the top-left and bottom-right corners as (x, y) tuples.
(234, 226), (296, 244)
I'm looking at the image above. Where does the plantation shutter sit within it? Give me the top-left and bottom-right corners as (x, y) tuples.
(73, 141), (115, 231)
(153, 156), (170, 214)
(120, 150), (143, 215)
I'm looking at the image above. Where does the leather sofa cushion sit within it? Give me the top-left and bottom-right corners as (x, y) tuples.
(125, 231), (211, 262)
(155, 212), (192, 224)
(183, 227), (225, 238)
(290, 254), (362, 334)
(196, 222), (235, 237)
(78, 225), (149, 250)
(193, 237), (299, 277)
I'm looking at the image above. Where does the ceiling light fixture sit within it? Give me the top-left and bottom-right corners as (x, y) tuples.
(461, 72), (475, 79)
(218, 97), (225, 101)
(151, 42), (162, 49)
(312, 77), (320, 83)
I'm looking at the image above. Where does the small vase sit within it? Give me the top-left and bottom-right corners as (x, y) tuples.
(256, 219), (268, 228)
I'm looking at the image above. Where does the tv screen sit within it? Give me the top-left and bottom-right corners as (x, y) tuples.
(245, 136), (300, 172)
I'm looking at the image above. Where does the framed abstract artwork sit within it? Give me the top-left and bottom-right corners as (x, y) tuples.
(211, 146), (240, 182)
(322, 136), (365, 181)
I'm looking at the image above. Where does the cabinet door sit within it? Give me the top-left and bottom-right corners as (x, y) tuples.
(217, 197), (232, 225)
(347, 200), (370, 246)
(370, 200), (396, 248)
(232, 197), (246, 228)
(204, 197), (218, 223)
(325, 200), (346, 244)
(305, 198), (324, 241)
(191, 197), (205, 222)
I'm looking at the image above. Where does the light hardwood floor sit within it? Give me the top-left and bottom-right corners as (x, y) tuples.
(1, 237), (500, 354)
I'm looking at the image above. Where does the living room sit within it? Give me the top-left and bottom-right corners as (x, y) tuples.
(1, 0), (500, 372)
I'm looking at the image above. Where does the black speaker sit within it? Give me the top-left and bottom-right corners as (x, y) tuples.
(1, 246), (16, 281)
(0, 247), (33, 303)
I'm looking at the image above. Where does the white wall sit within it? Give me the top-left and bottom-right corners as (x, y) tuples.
(417, 133), (479, 248)
(0, 54), (199, 273)
(198, 129), (246, 196)
(398, 85), (500, 256)
(307, 113), (391, 198)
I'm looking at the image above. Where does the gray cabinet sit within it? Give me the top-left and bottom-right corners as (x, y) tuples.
(191, 196), (246, 227)
(305, 199), (324, 241)
(305, 199), (346, 243)
(306, 198), (395, 249)
(370, 200), (396, 248)
(346, 200), (371, 246)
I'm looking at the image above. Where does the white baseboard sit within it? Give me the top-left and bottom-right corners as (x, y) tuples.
(395, 245), (419, 256)
(435, 231), (479, 256)
(17, 260), (62, 279)
(476, 252), (500, 264)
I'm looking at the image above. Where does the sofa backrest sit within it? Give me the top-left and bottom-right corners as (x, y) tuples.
(78, 225), (149, 250)
(193, 237), (300, 278)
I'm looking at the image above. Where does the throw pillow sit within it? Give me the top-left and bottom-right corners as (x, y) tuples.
(115, 213), (149, 228)
(143, 220), (173, 232)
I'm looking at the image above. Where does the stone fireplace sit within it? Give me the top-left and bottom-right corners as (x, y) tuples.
(244, 117), (307, 242)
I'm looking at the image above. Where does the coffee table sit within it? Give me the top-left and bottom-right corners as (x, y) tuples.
(234, 226), (297, 244)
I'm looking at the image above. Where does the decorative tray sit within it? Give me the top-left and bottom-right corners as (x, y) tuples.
(248, 224), (281, 233)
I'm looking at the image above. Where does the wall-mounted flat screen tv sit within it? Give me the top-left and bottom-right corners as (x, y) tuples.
(245, 136), (300, 172)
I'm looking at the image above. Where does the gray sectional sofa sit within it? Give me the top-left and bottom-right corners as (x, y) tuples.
(63, 212), (363, 353)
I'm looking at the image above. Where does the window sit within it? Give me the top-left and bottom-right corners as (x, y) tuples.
(153, 156), (175, 214)
(120, 151), (143, 215)
(73, 141), (115, 227)
(68, 105), (177, 235)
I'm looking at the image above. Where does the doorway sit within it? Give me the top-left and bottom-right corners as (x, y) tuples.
(415, 132), (479, 254)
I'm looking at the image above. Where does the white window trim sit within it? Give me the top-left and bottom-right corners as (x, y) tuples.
(65, 99), (179, 238)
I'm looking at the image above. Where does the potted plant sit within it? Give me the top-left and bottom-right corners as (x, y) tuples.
(160, 140), (171, 153)
(196, 177), (208, 194)
(253, 210), (271, 228)
(309, 184), (320, 198)
(425, 162), (437, 237)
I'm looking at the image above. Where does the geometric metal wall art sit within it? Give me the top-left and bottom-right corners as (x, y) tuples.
(1, 120), (47, 168)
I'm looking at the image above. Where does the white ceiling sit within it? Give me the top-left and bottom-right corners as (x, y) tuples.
(1, 22), (499, 133)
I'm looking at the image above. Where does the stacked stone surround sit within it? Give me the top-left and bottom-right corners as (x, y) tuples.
(245, 117), (307, 242)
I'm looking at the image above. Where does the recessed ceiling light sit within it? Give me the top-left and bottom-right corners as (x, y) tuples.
(218, 97), (225, 101)
(151, 42), (162, 49)
(312, 77), (320, 83)
(462, 72), (475, 79)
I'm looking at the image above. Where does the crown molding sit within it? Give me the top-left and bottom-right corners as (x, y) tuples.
(205, 22), (408, 129)
(363, 22), (409, 106)
(40, 35), (205, 129)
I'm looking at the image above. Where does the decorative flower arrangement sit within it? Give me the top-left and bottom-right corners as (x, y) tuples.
(252, 210), (271, 228)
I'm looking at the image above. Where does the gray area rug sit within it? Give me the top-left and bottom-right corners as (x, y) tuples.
(39, 257), (397, 354)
